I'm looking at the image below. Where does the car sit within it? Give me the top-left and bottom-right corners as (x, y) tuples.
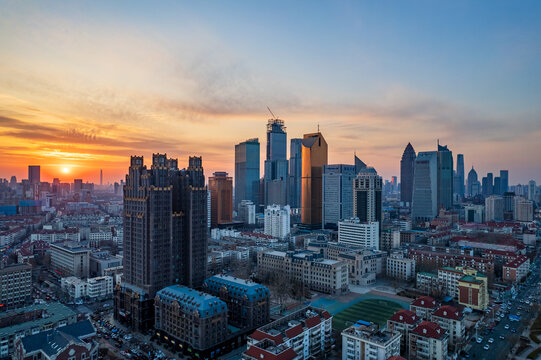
(511, 328), (517, 333)
(500, 335), (505, 340)
(505, 324), (510, 330)
(476, 337), (483, 344)
(488, 338), (494, 344)
(484, 344), (490, 351)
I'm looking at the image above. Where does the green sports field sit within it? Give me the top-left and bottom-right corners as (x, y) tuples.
(332, 298), (404, 331)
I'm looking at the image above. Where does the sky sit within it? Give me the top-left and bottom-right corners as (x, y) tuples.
(0, 0), (540, 185)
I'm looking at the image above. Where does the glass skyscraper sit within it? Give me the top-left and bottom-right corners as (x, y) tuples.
(264, 119), (288, 206)
(437, 144), (454, 210)
(234, 138), (260, 210)
(288, 138), (303, 208)
(322, 164), (356, 228)
(400, 143), (416, 207)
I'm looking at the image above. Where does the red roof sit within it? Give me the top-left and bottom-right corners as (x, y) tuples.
(387, 357), (407, 360)
(304, 315), (321, 328)
(411, 296), (437, 309)
(433, 305), (462, 321)
(389, 309), (418, 325)
(321, 311), (331, 320)
(504, 255), (530, 269)
(284, 324), (303, 339)
(244, 345), (297, 360)
(412, 321), (445, 339)
(250, 330), (284, 345)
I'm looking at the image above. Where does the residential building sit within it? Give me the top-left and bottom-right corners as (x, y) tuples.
(338, 219), (379, 249)
(515, 199), (534, 222)
(387, 309), (421, 355)
(528, 180), (536, 201)
(458, 274), (489, 311)
(503, 255), (530, 283)
(0, 263), (31, 309)
(409, 296), (438, 320)
(235, 138), (260, 210)
(301, 132), (328, 228)
(238, 200), (256, 225)
(244, 306), (332, 360)
(400, 143), (417, 207)
(61, 277), (87, 300)
(264, 205), (291, 239)
(353, 169), (382, 224)
(13, 320), (98, 360)
(209, 171), (233, 226)
(380, 227), (400, 251)
(257, 250), (348, 295)
(50, 242), (91, 278)
(408, 321), (448, 360)
(322, 164), (356, 227)
(30, 228), (80, 243)
(203, 275), (270, 329)
(341, 322), (401, 360)
(87, 276), (114, 299)
(386, 253), (416, 281)
(431, 305), (465, 351)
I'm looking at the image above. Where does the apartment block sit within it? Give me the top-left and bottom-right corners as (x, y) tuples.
(342, 322), (401, 360)
(431, 305), (465, 351)
(408, 321), (448, 360)
(0, 263), (31, 309)
(387, 309), (421, 355)
(503, 255), (530, 283)
(386, 253), (416, 281)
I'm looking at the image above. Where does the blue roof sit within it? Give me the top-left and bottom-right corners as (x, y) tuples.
(157, 285), (227, 318)
(203, 275), (270, 302)
(21, 320), (95, 356)
(19, 200), (42, 206)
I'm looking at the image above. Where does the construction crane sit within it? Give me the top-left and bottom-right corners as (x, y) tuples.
(267, 106), (277, 119)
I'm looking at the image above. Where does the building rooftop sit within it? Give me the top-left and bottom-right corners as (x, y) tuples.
(504, 255), (530, 269)
(156, 285), (227, 319)
(411, 296), (437, 309)
(433, 305), (463, 321)
(244, 339), (297, 360)
(389, 309), (419, 325)
(203, 275), (270, 302)
(342, 323), (400, 345)
(412, 321), (446, 340)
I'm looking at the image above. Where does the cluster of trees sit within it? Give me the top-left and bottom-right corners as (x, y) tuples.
(256, 270), (311, 305)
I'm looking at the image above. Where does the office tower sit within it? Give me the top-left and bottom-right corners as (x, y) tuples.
(28, 165), (40, 184)
(238, 200), (256, 225)
(100, 169), (103, 186)
(400, 143), (416, 207)
(355, 154), (367, 173)
(234, 138), (260, 211)
(208, 172), (233, 227)
(322, 164), (356, 227)
(73, 179), (83, 193)
(264, 119), (288, 206)
(353, 168), (382, 223)
(338, 218), (379, 249)
(500, 170), (509, 194)
(455, 154), (465, 196)
(503, 192), (515, 220)
(115, 154), (208, 332)
(264, 204), (291, 239)
(528, 180), (536, 201)
(485, 195), (504, 221)
(493, 177), (501, 195)
(467, 167), (479, 196)
(483, 173), (493, 196)
(288, 138), (303, 208)
(436, 144), (454, 210)
(412, 151), (438, 221)
(301, 132), (328, 228)
(391, 176), (398, 192)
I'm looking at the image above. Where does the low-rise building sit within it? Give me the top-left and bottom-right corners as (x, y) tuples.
(0, 263), (31, 309)
(341, 322), (401, 360)
(13, 320), (98, 360)
(387, 309), (421, 356)
(30, 228), (80, 243)
(458, 274), (488, 311)
(244, 306), (332, 360)
(203, 275), (270, 329)
(386, 253), (416, 281)
(87, 276), (114, 299)
(431, 305), (465, 351)
(415, 272), (440, 295)
(408, 321), (448, 360)
(503, 255), (530, 283)
(154, 285), (228, 352)
(50, 242), (91, 278)
(409, 296), (437, 320)
(338, 219), (379, 250)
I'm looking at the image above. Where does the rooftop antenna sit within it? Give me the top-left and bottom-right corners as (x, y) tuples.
(267, 106), (277, 119)
(317, 123), (320, 133)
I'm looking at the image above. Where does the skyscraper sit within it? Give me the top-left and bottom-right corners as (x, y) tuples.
(528, 180), (537, 201)
(234, 138), (260, 210)
(411, 151), (438, 221)
(483, 172), (493, 196)
(400, 143), (416, 207)
(500, 170), (509, 194)
(322, 164), (356, 228)
(437, 144), (454, 210)
(353, 168), (382, 223)
(264, 119), (288, 206)
(493, 177), (501, 195)
(288, 138), (303, 208)
(301, 132), (328, 228)
(455, 154), (465, 196)
(100, 169), (103, 186)
(115, 154), (208, 331)
(28, 165), (40, 184)
(208, 172), (233, 227)
(467, 167), (479, 196)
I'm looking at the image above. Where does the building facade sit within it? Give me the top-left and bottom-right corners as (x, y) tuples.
(342, 322), (401, 360)
(0, 263), (31, 309)
(50, 242), (91, 278)
(322, 164), (356, 227)
(301, 132), (328, 228)
(400, 143), (416, 207)
(386, 253), (416, 281)
(209, 172), (233, 227)
(264, 205), (291, 239)
(338, 219), (379, 249)
(235, 138), (260, 210)
(264, 119), (288, 207)
(353, 169), (382, 224)
(408, 321), (448, 360)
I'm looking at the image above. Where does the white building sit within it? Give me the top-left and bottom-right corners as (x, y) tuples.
(515, 199), (534, 222)
(386, 253), (416, 281)
(264, 205), (290, 239)
(61, 275), (114, 300)
(485, 195), (504, 222)
(50, 242), (91, 278)
(338, 219), (379, 250)
(464, 204), (484, 223)
(341, 323), (401, 360)
(431, 305), (465, 351)
(408, 321), (448, 360)
(61, 277), (87, 300)
(238, 200), (256, 225)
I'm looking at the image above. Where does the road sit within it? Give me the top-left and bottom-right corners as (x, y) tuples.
(466, 254), (541, 360)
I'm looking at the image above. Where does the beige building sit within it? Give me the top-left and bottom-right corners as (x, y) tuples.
(409, 296), (438, 320)
(431, 305), (465, 351)
(387, 309), (421, 356)
(342, 323), (401, 360)
(386, 253), (416, 281)
(0, 263), (31, 309)
(408, 321), (448, 360)
(50, 242), (91, 278)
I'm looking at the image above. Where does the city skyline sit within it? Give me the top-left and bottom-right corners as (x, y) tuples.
(1, 1), (541, 184)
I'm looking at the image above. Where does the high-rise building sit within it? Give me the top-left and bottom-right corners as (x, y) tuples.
(301, 132), (328, 228)
(238, 200), (256, 225)
(483, 172), (493, 196)
(288, 138), (303, 208)
(264, 204), (290, 239)
(455, 154), (465, 196)
(353, 168), (382, 224)
(322, 164), (356, 227)
(493, 177), (501, 195)
(73, 179), (83, 193)
(0, 263), (32, 309)
(528, 180), (536, 201)
(485, 195), (504, 221)
(500, 170), (509, 194)
(412, 152), (438, 221)
(400, 143), (416, 207)
(436, 144), (453, 210)
(28, 165), (40, 184)
(234, 138), (260, 211)
(516, 199), (534, 222)
(264, 119), (288, 206)
(467, 167), (480, 196)
(100, 169), (103, 186)
(115, 154), (208, 332)
(208, 172), (233, 227)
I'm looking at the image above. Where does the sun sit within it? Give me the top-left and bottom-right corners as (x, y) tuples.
(62, 167), (70, 174)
